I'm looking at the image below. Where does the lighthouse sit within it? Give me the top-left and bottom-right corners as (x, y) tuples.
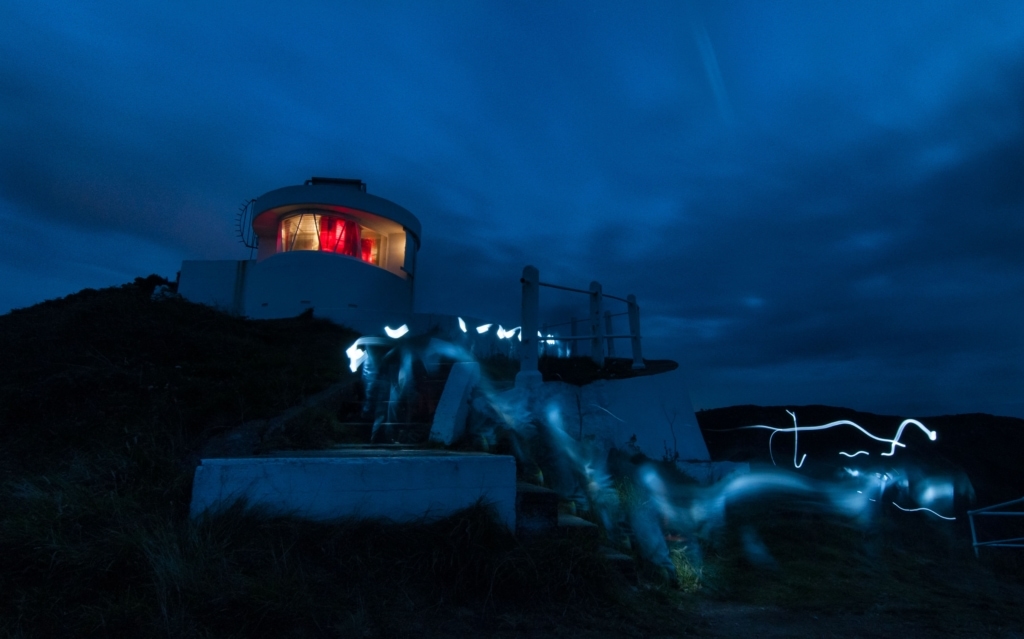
(178, 177), (420, 333)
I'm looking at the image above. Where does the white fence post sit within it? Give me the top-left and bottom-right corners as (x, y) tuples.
(516, 265), (542, 388)
(604, 310), (615, 358)
(628, 294), (644, 369)
(589, 281), (604, 366)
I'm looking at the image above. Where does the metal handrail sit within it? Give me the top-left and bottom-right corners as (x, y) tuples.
(532, 280), (633, 305)
(517, 266), (644, 383)
(967, 496), (1024, 557)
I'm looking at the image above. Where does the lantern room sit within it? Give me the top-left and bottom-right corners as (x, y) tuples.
(178, 177), (421, 333)
(251, 177), (419, 280)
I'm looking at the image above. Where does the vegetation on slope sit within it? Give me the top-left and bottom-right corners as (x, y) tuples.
(0, 278), (658, 638)
(1, 279), (1023, 637)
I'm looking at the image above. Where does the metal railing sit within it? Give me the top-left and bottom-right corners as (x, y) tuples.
(967, 496), (1024, 557)
(518, 265), (644, 377)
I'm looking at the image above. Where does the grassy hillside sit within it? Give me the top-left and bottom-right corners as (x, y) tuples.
(0, 279), (664, 638)
(1, 279), (1023, 638)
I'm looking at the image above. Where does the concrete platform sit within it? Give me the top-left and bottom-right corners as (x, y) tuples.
(190, 450), (517, 529)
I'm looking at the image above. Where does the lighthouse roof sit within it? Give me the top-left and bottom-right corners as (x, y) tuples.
(252, 179), (421, 243)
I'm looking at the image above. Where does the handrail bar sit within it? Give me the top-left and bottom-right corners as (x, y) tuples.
(975, 536), (1024, 546)
(533, 280), (631, 304)
(517, 266), (644, 380)
(968, 495), (1024, 557)
(968, 496), (1024, 515)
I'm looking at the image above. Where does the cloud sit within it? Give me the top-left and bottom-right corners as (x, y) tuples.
(0, 0), (1022, 417)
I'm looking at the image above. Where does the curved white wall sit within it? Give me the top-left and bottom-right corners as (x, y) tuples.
(243, 251), (412, 333)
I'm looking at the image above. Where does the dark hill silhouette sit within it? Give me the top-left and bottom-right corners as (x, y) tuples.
(696, 404), (1024, 507)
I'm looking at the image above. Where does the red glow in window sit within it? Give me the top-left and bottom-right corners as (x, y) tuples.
(361, 238), (378, 264)
(318, 217), (359, 256)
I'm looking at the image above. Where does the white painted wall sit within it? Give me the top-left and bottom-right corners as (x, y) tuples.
(243, 251), (413, 333)
(601, 369), (710, 461)
(504, 368), (710, 463)
(190, 452), (517, 529)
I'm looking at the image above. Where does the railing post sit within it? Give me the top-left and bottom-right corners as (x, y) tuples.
(628, 294), (644, 369)
(604, 310), (615, 358)
(570, 316), (578, 357)
(589, 281), (604, 366)
(969, 510), (979, 558)
(516, 266), (542, 389)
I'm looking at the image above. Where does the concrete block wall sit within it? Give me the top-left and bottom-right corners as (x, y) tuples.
(190, 451), (517, 529)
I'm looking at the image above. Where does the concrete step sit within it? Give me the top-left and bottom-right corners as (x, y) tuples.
(556, 513), (600, 538)
(515, 482), (559, 536)
(514, 482), (602, 538)
(598, 545), (639, 583)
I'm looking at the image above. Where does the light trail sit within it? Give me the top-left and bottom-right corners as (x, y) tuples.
(497, 326), (520, 339)
(590, 404), (626, 423)
(891, 502), (956, 521)
(345, 342), (366, 373)
(721, 413), (938, 467)
(384, 324), (409, 338)
(476, 323), (492, 334)
(458, 317), (467, 333)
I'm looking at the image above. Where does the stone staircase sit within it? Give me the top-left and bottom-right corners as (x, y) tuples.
(514, 481), (599, 538)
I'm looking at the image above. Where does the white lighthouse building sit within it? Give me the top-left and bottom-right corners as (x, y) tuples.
(177, 177), (718, 467)
(178, 177), (419, 333)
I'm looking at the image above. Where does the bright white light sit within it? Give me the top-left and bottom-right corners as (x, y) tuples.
(497, 325), (520, 339)
(786, 410), (807, 468)
(458, 317), (467, 333)
(345, 342), (367, 373)
(839, 451), (870, 458)
(384, 324), (409, 338)
(545, 333), (557, 345)
(728, 413), (938, 467)
(891, 502), (956, 521)
(476, 323), (492, 334)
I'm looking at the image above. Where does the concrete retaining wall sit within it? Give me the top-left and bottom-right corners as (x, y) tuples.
(190, 451), (517, 529)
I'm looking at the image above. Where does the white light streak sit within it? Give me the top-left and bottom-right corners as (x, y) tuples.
(497, 325), (520, 339)
(590, 404), (626, 423)
(839, 451), (870, 458)
(476, 323), (492, 334)
(891, 502), (956, 521)
(384, 324), (409, 339)
(787, 410), (807, 468)
(458, 317), (467, 333)
(725, 413), (938, 467)
(345, 342), (367, 373)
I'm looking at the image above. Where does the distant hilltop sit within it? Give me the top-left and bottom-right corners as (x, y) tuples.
(697, 404), (1024, 507)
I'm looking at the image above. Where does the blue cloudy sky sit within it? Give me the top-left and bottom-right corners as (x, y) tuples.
(2, 1), (1023, 418)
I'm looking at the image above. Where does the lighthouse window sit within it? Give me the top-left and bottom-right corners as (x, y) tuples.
(277, 212), (384, 266)
(361, 229), (383, 265)
(318, 216), (360, 256)
(279, 213), (321, 252)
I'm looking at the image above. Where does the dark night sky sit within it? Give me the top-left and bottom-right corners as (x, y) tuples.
(2, 1), (1023, 419)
